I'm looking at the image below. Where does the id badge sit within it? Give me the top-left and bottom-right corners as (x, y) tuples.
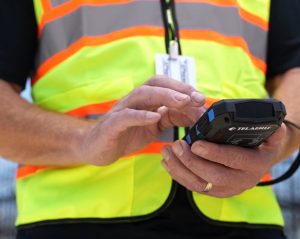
(155, 42), (196, 88)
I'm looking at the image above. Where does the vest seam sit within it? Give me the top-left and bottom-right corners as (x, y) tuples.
(185, 190), (284, 230)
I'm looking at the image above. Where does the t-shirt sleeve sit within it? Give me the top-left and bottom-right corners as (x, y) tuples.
(0, 0), (37, 89)
(267, 0), (300, 78)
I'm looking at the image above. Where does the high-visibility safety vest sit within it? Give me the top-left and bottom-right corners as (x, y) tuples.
(16, 0), (284, 228)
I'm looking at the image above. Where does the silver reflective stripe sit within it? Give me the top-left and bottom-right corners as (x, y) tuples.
(36, 1), (163, 68)
(50, 0), (70, 7)
(158, 128), (174, 142)
(84, 114), (103, 120)
(176, 2), (267, 61)
(36, 1), (267, 70)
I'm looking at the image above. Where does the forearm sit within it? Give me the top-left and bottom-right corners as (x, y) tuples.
(0, 76), (204, 167)
(267, 68), (300, 160)
(0, 79), (94, 166)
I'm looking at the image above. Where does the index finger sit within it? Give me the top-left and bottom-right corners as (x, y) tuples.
(191, 140), (261, 171)
(146, 76), (205, 105)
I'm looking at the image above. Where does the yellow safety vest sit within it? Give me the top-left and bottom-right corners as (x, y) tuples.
(16, 0), (283, 228)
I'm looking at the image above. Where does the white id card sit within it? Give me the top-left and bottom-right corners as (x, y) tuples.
(155, 53), (196, 88)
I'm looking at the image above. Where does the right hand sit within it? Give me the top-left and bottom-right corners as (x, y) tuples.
(80, 76), (206, 166)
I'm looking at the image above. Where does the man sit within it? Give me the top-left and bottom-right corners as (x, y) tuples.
(0, 0), (299, 239)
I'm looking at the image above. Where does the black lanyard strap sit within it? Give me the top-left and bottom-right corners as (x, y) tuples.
(160, 0), (182, 54)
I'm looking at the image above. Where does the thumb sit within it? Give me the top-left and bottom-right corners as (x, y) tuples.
(106, 108), (161, 136)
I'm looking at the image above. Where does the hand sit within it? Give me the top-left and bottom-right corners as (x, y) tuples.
(80, 76), (205, 166)
(161, 124), (287, 198)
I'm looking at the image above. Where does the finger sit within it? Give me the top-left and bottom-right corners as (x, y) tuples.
(260, 124), (286, 149)
(190, 125), (287, 171)
(172, 140), (244, 187)
(158, 106), (205, 131)
(191, 140), (260, 171)
(104, 108), (161, 137)
(157, 106), (171, 131)
(167, 106), (205, 125)
(162, 145), (252, 197)
(116, 85), (194, 111)
(161, 146), (209, 193)
(146, 76), (205, 105)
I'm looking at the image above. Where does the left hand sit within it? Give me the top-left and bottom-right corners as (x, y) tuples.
(161, 124), (287, 198)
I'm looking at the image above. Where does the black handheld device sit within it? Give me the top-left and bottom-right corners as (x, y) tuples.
(183, 99), (286, 148)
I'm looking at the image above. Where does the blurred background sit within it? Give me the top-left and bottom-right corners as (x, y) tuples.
(0, 84), (299, 239)
(273, 152), (300, 239)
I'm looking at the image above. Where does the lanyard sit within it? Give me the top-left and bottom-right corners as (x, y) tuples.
(160, 0), (182, 56)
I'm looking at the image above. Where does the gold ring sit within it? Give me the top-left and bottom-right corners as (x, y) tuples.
(203, 182), (213, 193)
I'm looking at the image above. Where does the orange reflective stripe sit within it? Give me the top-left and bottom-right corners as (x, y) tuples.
(40, 0), (268, 34)
(33, 28), (265, 85)
(128, 142), (173, 156)
(17, 166), (49, 179)
(67, 100), (118, 117)
(32, 26), (164, 84)
(261, 173), (272, 182)
(239, 7), (268, 31)
(41, 0), (52, 12)
(17, 142), (170, 179)
(204, 97), (219, 108)
(179, 29), (266, 73)
(176, 0), (268, 30)
(67, 97), (220, 118)
(39, 0), (136, 35)
(18, 100), (172, 179)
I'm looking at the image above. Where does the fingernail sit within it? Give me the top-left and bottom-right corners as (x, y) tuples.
(174, 93), (189, 102)
(172, 142), (183, 156)
(191, 92), (205, 103)
(161, 148), (170, 161)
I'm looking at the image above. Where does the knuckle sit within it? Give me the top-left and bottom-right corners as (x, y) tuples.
(185, 85), (195, 93)
(122, 108), (132, 116)
(134, 85), (149, 96)
(166, 90), (175, 100)
(109, 111), (120, 121)
(182, 156), (194, 168)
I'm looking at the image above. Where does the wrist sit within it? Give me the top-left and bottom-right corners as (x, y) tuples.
(73, 119), (99, 165)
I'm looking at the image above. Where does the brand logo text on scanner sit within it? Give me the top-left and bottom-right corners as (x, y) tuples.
(228, 126), (272, 131)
